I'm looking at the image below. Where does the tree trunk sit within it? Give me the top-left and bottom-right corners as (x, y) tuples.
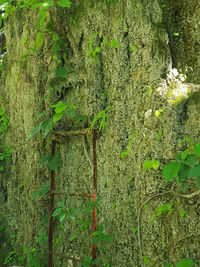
(0, 0), (200, 266)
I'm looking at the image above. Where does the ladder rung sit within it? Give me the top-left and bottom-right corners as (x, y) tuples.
(52, 128), (92, 140)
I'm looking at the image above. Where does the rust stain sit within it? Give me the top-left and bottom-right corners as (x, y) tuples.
(48, 140), (56, 267)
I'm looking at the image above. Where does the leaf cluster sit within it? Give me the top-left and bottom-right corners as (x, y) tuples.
(163, 141), (200, 192)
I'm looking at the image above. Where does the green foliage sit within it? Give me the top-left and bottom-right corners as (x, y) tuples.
(89, 33), (101, 62)
(39, 152), (62, 171)
(109, 39), (119, 49)
(143, 255), (150, 264)
(121, 133), (137, 158)
(89, 106), (112, 133)
(149, 204), (172, 227)
(166, 258), (195, 267)
(32, 180), (50, 199)
(142, 160), (160, 170)
(162, 140), (200, 192)
(176, 259), (195, 267)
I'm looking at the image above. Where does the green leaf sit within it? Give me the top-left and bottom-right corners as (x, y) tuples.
(176, 258), (195, 267)
(180, 210), (187, 217)
(32, 181), (50, 199)
(37, 9), (48, 30)
(181, 180), (188, 193)
(178, 164), (190, 180)
(194, 143), (200, 158)
(143, 255), (150, 264)
(152, 160), (160, 170)
(48, 152), (62, 171)
(28, 123), (42, 138)
(195, 176), (200, 190)
(183, 154), (199, 165)
(188, 164), (200, 178)
(142, 160), (152, 170)
(182, 148), (190, 160)
(39, 154), (51, 165)
(55, 67), (67, 78)
(36, 32), (43, 48)
(51, 101), (67, 113)
(163, 162), (181, 182)
(59, 211), (66, 222)
(31, 0), (54, 9)
(165, 264), (173, 267)
(52, 208), (63, 217)
(174, 153), (182, 161)
(57, 0), (72, 8)
(132, 227), (138, 233)
(38, 111), (48, 118)
(121, 151), (128, 159)
(41, 119), (53, 138)
(109, 39), (119, 48)
(53, 112), (64, 123)
(81, 256), (92, 267)
(130, 45), (136, 52)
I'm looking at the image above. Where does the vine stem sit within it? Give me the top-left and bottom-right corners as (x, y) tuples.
(137, 190), (200, 266)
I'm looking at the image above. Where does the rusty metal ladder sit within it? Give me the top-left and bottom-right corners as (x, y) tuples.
(47, 129), (98, 267)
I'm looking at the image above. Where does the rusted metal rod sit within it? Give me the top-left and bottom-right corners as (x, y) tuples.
(92, 130), (98, 266)
(48, 140), (56, 267)
(52, 128), (91, 140)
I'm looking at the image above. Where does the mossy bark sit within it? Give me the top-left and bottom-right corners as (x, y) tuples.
(1, 1), (200, 266)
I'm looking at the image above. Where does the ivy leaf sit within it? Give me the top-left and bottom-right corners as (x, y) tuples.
(48, 152), (62, 171)
(178, 164), (190, 180)
(152, 160), (160, 170)
(182, 148), (191, 160)
(174, 153), (182, 161)
(195, 176), (200, 190)
(163, 162), (181, 182)
(142, 160), (152, 170)
(36, 32), (43, 48)
(57, 0), (72, 8)
(81, 257), (92, 267)
(53, 112), (64, 123)
(32, 180), (50, 199)
(188, 164), (200, 178)
(194, 143), (200, 158)
(52, 208), (63, 217)
(28, 124), (42, 138)
(183, 154), (199, 166)
(51, 101), (67, 113)
(39, 154), (51, 165)
(176, 258), (195, 267)
(181, 180), (188, 193)
(37, 9), (48, 30)
(31, 0), (54, 9)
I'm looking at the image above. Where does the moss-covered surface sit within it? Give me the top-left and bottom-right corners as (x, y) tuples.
(0, 1), (200, 266)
